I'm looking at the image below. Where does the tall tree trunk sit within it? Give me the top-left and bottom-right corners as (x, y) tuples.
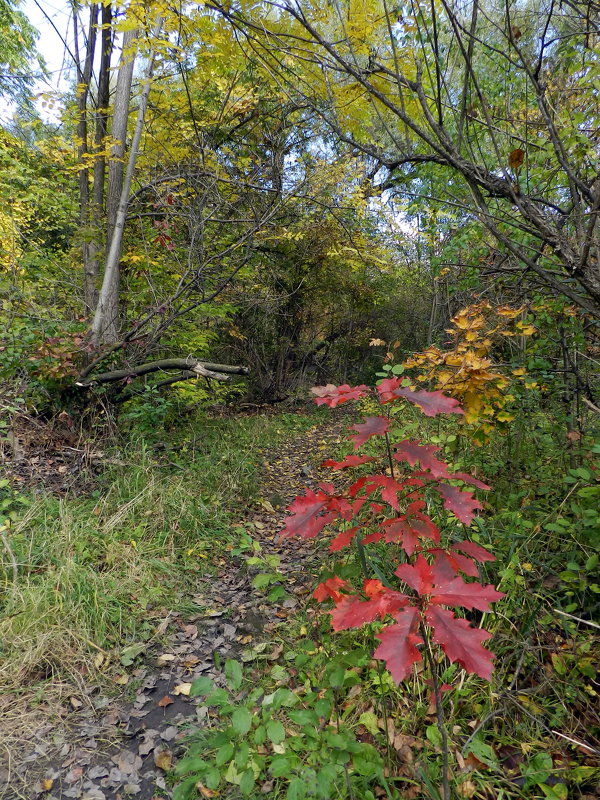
(85, 1), (113, 314)
(92, 21), (162, 345)
(106, 28), (137, 245)
(74, 4), (98, 314)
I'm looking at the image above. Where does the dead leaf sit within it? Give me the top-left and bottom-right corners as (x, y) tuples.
(508, 148), (525, 170)
(511, 25), (522, 39)
(157, 695), (174, 707)
(113, 674), (129, 685)
(156, 653), (176, 665)
(69, 696), (83, 710)
(464, 752), (488, 771)
(173, 682), (192, 696)
(196, 782), (219, 798)
(181, 624), (198, 640)
(456, 779), (477, 798)
(153, 748), (173, 771)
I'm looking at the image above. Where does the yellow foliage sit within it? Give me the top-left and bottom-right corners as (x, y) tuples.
(403, 302), (535, 435)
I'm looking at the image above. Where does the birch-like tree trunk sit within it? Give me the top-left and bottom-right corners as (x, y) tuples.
(91, 21), (162, 345)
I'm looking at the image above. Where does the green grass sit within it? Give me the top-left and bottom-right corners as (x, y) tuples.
(0, 408), (323, 690)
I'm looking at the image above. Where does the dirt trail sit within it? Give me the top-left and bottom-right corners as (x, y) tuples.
(4, 413), (347, 800)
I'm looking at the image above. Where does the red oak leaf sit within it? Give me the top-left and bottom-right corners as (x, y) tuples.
(349, 416), (390, 449)
(364, 475), (408, 510)
(406, 499), (425, 514)
(331, 580), (409, 631)
(393, 439), (450, 479)
(318, 481), (335, 494)
(313, 577), (349, 603)
(433, 483), (483, 525)
(311, 383), (370, 407)
(329, 526), (361, 552)
(453, 540), (496, 562)
(430, 575), (505, 611)
(376, 376), (404, 403)
(395, 388), (465, 418)
(327, 495), (356, 521)
(322, 454), (375, 470)
(430, 548), (479, 579)
(406, 512), (441, 543)
(374, 607), (423, 682)
(370, 503), (385, 513)
(380, 518), (420, 556)
(448, 472), (491, 490)
(425, 606), (495, 680)
(348, 476), (376, 498)
(282, 490), (336, 538)
(395, 555), (434, 595)
(361, 530), (383, 544)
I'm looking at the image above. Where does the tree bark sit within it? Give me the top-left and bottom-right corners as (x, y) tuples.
(85, 1), (113, 314)
(92, 21), (161, 345)
(76, 358), (250, 387)
(75, 4), (98, 314)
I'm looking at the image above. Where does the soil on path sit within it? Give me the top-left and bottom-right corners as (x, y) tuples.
(3, 412), (348, 800)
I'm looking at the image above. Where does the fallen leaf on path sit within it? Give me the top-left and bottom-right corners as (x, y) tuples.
(157, 695), (174, 707)
(173, 682), (192, 696)
(156, 653), (176, 665)
(153, 749), (173, 771)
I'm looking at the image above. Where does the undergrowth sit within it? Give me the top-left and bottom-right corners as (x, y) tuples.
(0, 407), (324, 692)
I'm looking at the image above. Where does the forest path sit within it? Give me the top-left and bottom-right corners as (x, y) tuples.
(9, 411), (347, 800)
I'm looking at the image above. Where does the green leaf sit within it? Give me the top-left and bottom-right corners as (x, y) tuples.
(523, 752), (552, 789)
(240, 769), (256, 795)
(232, 707), (253, 737)
(270, 756), (292, 777)
(206, 688), (230, 707)
(235, 742), (250, 768)
(288, 709), (318, 726)
(172, 777), (198, 800)
(465, 738), (499, 769)
(266, 719), (286, 744)
(540, 783), (567, 800)
(328, 667), (345, 688)
(215, 742), (234, 767)
(190, 676), (214, 697)
(252, 573), (274, 589)
(426, 724), (443, 749)
(120, 643), (145, 666)
(225, 659), (243, 690)
(174, 756), (209, 776)
(358, 711), (380, 735)
(286, 777), (307, 800)
(314, 698), (332, 718)
(204, 766), (221, 789)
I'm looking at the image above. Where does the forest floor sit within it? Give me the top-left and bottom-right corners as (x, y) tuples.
(1, 411), (347, 800)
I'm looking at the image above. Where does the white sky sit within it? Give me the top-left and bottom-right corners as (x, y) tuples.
(0, 0), (80, 124)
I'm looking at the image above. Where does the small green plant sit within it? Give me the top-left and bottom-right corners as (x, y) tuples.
(174, 655), (389, 800)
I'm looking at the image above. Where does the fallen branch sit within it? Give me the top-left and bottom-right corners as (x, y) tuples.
(76, 358), (250, 388)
